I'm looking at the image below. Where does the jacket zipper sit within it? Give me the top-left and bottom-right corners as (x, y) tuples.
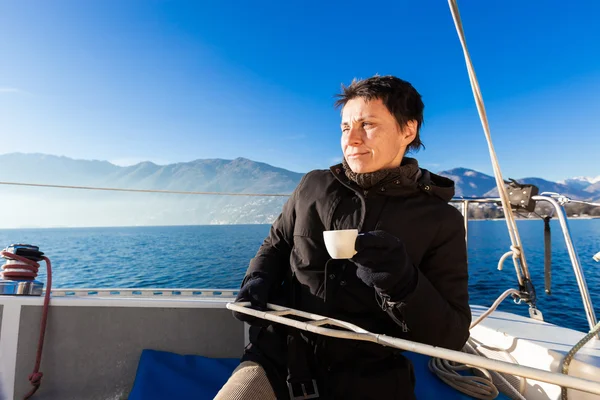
(400, 320), (409, 333)
(378, 293), (410, 332)
(333, 172), (411, 332)
(391, 307), (410, 333)
(332, 175), (367, 231)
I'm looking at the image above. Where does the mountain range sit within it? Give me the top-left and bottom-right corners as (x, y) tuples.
(440, 167), (600, 201)
(0, 153), (598, 228)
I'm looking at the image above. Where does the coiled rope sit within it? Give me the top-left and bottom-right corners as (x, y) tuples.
(429, 289), (527, 399)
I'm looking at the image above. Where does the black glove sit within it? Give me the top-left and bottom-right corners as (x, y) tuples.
(351, 230), (417, 300)
(232, 274), (271, 326)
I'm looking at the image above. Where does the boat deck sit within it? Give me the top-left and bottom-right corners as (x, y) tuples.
(0, 294), (598, 399)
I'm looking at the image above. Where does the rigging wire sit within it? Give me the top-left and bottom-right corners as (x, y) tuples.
(447, 0), (532, 288)
(0, 181), (291, 197)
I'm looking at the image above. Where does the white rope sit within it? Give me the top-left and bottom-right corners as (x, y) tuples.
(469, 289), (521, 330)
(0, 181), (291, 197)
(497, 248), (525, 287)
(430, 339), (528, 400)
(428, 355), (499, 399)
(447, 0), (530, 286)
(463, 340), (527, 400)
(442, 5), (545, 394)
(430, 289), (527, 399)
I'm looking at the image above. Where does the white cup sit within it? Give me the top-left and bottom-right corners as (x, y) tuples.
(323, 229), (359, 259)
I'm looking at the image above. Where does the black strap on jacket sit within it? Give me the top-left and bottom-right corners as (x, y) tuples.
(286, 332), (319, 399)
(286, 270), (320, 399)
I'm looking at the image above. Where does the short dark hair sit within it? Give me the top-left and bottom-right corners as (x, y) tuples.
(334, 75), (425, 152)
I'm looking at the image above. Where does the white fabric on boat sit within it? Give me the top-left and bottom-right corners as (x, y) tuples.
(214, 361), (277, 400)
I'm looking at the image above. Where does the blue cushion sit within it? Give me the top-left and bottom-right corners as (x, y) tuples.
(128, 349), (510, 399)
(128, 349), (239, 400)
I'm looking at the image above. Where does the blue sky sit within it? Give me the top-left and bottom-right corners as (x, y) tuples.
(1, 0), (599, 181)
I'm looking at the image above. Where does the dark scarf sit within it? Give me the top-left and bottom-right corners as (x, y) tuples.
(342, 157), (421, 189)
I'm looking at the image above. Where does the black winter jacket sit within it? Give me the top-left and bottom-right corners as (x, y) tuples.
(240, 161), (471, 399)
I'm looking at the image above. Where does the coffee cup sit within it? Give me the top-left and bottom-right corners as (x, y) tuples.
(323, 229), (358, 259)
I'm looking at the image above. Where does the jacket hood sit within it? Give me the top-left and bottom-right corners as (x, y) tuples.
(416, 169), (456, 202)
